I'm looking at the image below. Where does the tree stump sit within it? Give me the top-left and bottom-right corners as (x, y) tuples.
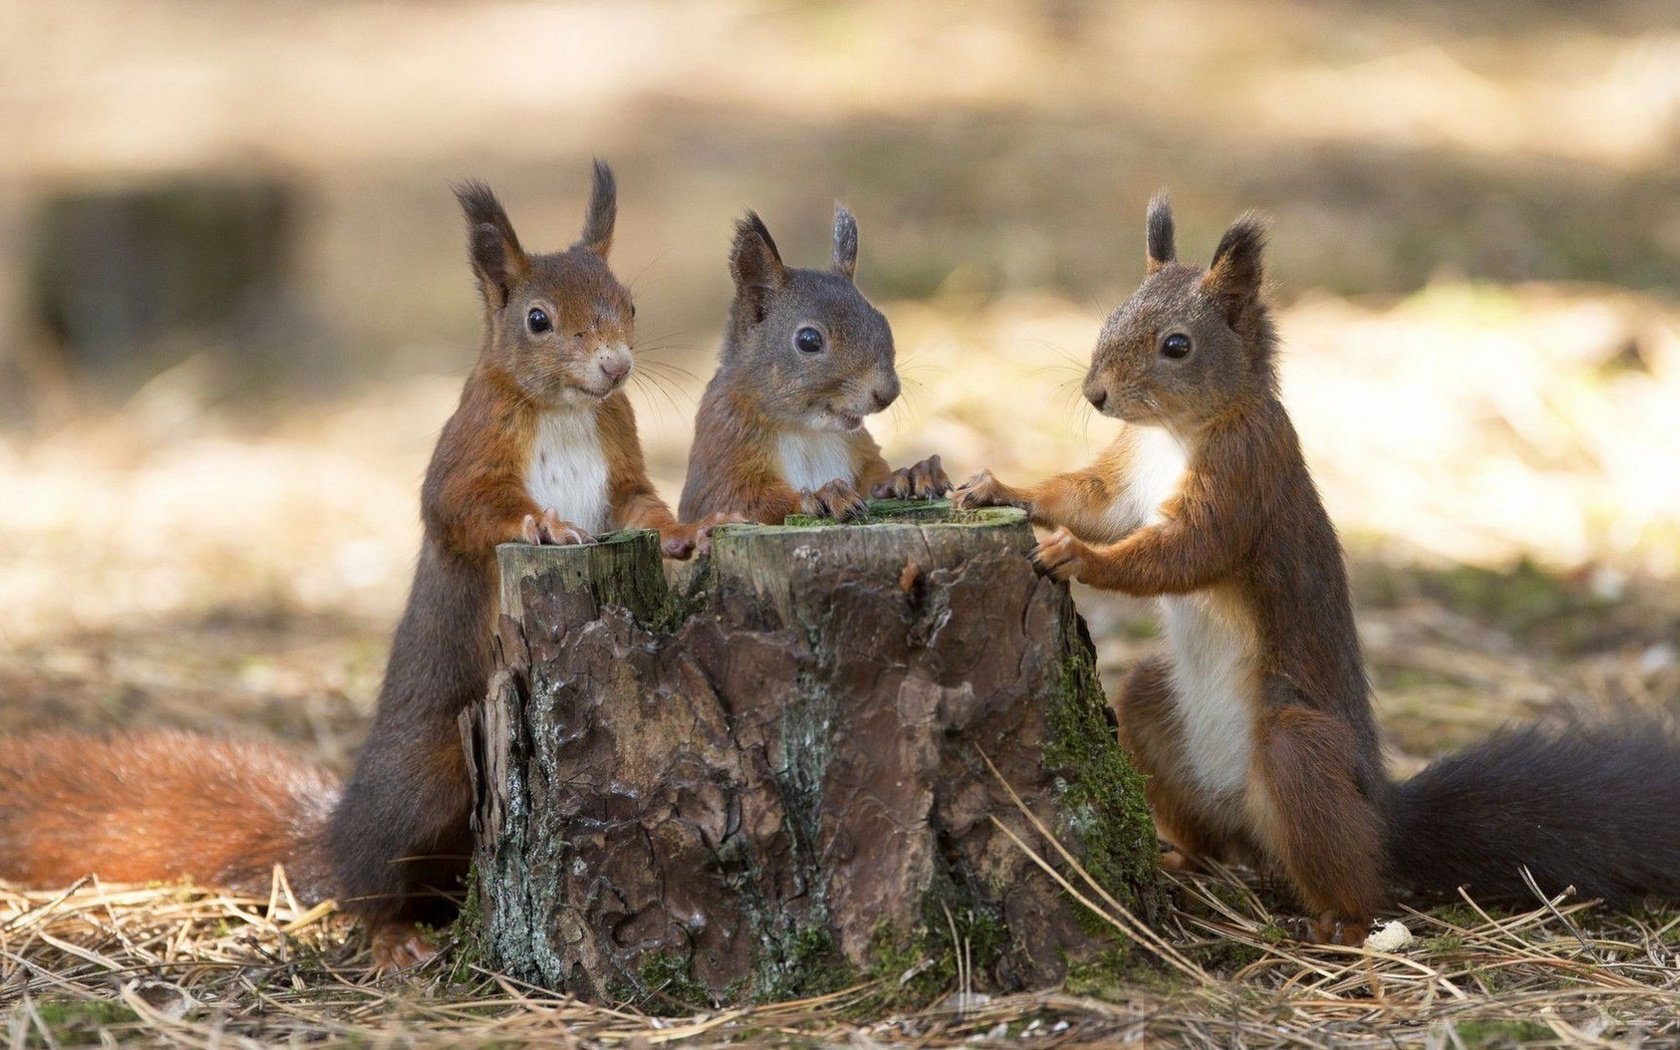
(461, 500), (1163, 1005)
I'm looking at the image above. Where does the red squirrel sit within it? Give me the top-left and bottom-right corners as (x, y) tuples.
(0, 162), (714, 970)
(955, 196), (1680, 943)
(679, 207), (949, 523)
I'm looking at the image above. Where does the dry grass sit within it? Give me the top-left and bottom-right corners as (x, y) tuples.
(5, 843), (1680, 1047)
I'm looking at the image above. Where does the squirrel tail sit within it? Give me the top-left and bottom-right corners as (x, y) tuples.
(0, 730), (341, 902)
(1383, 718), (1680, 908)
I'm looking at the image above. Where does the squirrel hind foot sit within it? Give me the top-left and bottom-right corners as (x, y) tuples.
(1282, 914), (1374, 948)
(369, 922), (438, 973)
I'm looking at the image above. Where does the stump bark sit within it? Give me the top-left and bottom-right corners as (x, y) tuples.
(461, 500), (1162, 1005)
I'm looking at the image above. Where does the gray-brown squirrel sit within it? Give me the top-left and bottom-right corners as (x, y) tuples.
(679, 207), (950, 523)
(956, 195), (1680, 942)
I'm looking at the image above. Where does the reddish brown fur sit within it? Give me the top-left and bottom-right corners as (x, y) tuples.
(0, 732), (338, 901)
(328, 164), (695, 965)
(1251, 704), (1385, 944)
(956, 197), (1386, 939)
(0, 164), (696, 972)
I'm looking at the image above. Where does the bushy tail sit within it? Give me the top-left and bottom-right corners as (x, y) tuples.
(0, 731), (341, 902)
(1384, 719), (1680, 908)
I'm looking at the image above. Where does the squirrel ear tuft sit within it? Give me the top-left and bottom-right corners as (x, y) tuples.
(831, 204), (859, 281)
(1146, 192), (1176, 274)
(1202, 211), (1267, 320)
(579, 158), (616, 257)
(452, 180), (528, 307)
(729, 211), (786, 322)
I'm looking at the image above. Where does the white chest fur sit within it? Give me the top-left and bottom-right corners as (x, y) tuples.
(524, 408), (612, 534)
(1159, 592), (1258, 797)
(1118, 424), (1257, 799)
(777, 428), (855, 493)
(1115, 425), (1189, 529)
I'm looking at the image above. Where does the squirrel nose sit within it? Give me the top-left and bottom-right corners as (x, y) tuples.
(1088, 388), (1108, 411)
(872, 377), (900, 411)
(600, 356), (631, 382)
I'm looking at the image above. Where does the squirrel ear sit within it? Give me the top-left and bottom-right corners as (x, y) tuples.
(1202, 211), (1267, 322)
(452, 180), (528, 308)
(578, 158), (616, 257)
(729, 211), (786, 323)
(831, 204), (859, 281)
(1146, 192), (1176, 275)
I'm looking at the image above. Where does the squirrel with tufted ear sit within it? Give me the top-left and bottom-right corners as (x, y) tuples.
(0, 161), (723, 973)
(955, 194), (1680, 945)
(678, 204), (949, 524)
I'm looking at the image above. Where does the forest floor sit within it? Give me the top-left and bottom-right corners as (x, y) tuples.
(3, 283), (1680, 1046)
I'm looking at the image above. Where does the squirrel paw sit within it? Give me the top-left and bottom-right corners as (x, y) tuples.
(1029, 526), (1087, 583)
(951, 469), (1022, 511)
(1157, 841), (1202, 873)
(369, 922), (437, 973)
(660, 513), (747, 559)
(801, 479), (869, 523)
(871, 454), (952, 500)
(520, 509), (594, 546)
(1283, 914), (1374, 947)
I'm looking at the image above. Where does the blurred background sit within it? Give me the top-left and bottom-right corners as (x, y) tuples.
(2, 0), (1677, 771)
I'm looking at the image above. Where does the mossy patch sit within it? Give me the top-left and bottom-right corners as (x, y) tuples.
(1450, 1019), (1555, 1047)
(1044, 629), (1164, 923)
(621, 951), (718, 1014)
(780, 498), (1020, 528)
(32, 1000), (140, 1037)
(445, 865), (487, 984)
(860, 884), (1009, 1009)
(755, 924), (858, 1003)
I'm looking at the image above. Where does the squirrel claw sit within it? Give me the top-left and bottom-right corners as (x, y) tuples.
(660, 513), (747, 560)
(952, 469), (1018, 511)
(1030, 526), (1084, 582)
(1283, 914), (1372, 947)
(660, 528), (696, 560)
(872, 454), (951, 501)
(522, 510), (593, 547)
(803, 479), (869, 523)
(693, 512), (748, 556)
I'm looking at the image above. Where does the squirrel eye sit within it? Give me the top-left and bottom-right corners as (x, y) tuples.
(1161, 332), (1192, 359)
(526, 307), (553, 334)
(793, 326), (825, 354)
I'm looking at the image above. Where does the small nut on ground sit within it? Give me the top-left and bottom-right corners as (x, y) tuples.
(1363, 919), (1412, 952)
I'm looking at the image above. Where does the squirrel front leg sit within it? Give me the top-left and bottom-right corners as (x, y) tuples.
(851, 439), (950, 502)
(955, 467), (1121, 541)
(1032, 464), (1252, 593)
(613, 484), (734, 559)
(800, 479), (869, 522)
(1031, 518), (1238, 595)
(731, 474), (865, 525)
(870, 454), (953, 500)
(622, 492), (743, 558)
(430, 471), (592, 554)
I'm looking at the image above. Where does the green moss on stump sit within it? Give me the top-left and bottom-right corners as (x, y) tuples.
(1046, 635), (1163, 923)
(780, 497), (1013, 528)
